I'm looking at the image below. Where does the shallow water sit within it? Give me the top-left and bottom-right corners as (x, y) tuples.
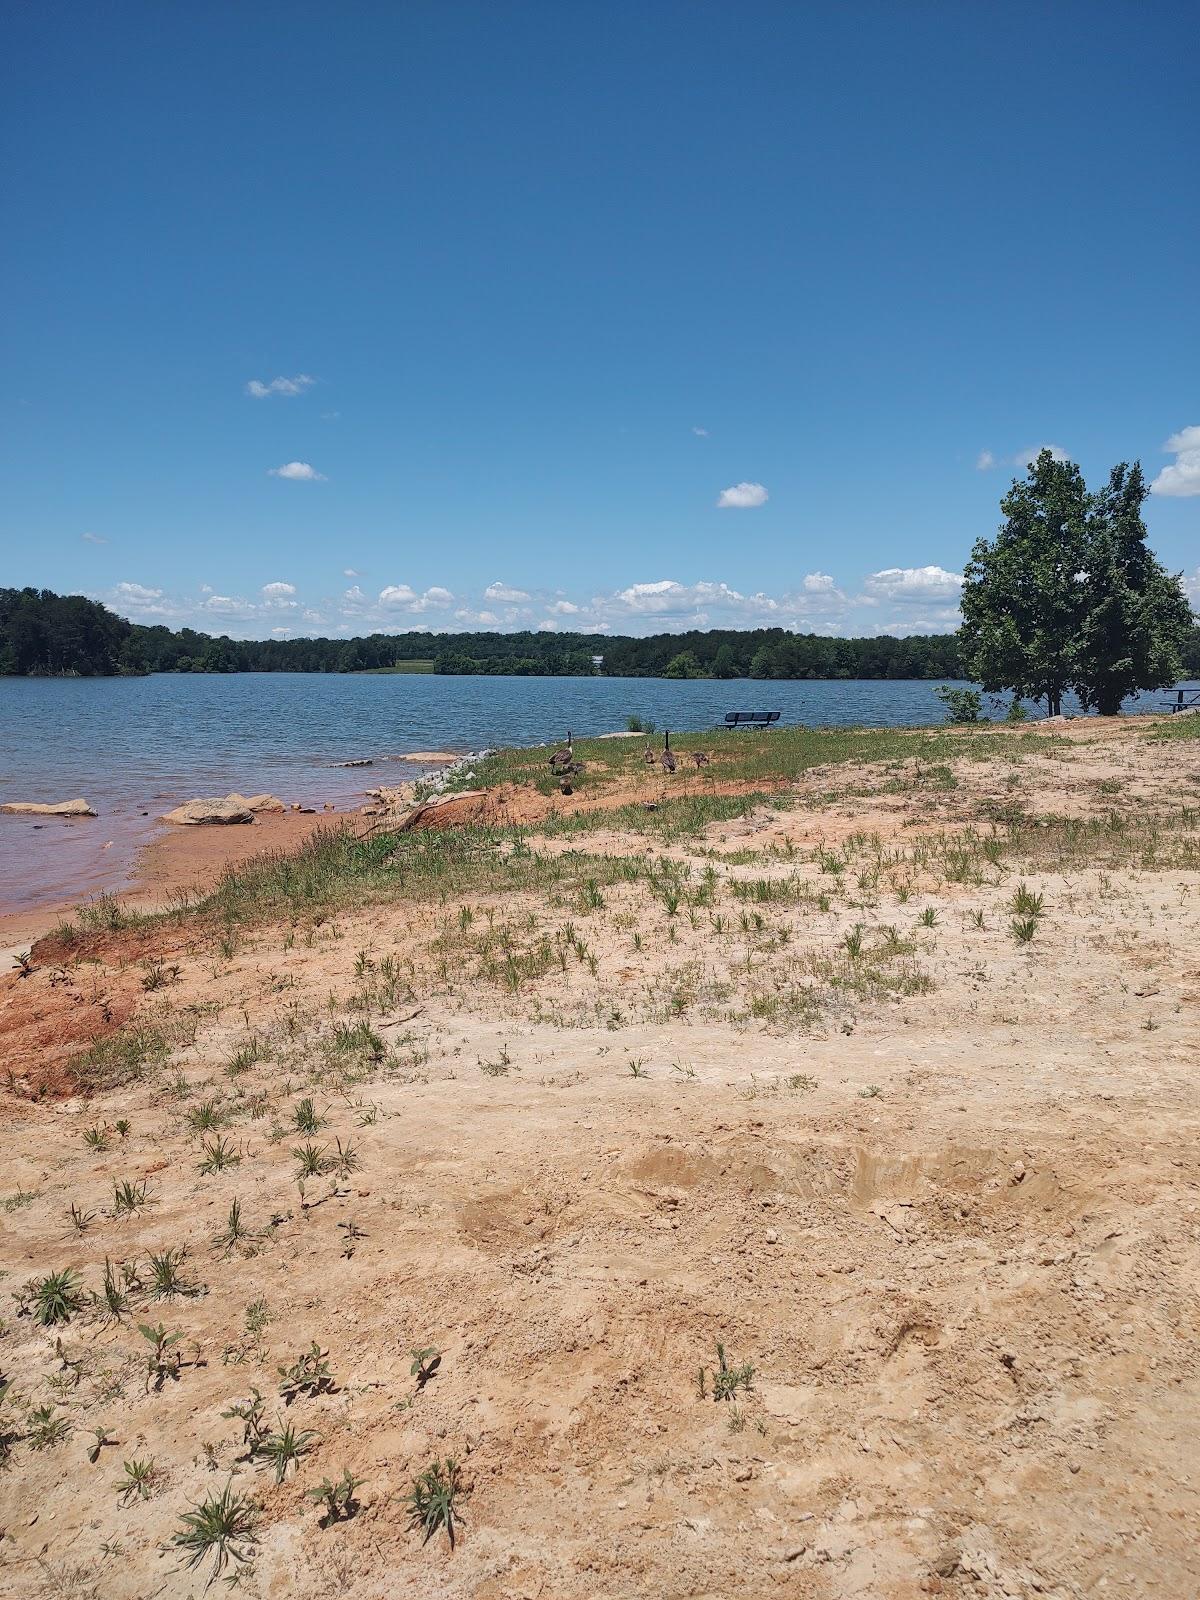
(1, 673), (1193, 915)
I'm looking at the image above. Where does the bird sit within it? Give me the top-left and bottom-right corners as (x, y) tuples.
(660, 731), (677, 774)
(643, 743), (656, 766)
(691, 751), (711, 769)
(548, 731), (574, 772)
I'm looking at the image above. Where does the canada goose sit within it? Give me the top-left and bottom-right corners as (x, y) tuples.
(548, 731), (574, 771)
(643, 743), (656, 766)
(660, 730), (677, 774)
(691, 751), (711, 768)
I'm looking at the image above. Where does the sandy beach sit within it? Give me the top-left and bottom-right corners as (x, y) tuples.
(1, 715), (1198, 1598)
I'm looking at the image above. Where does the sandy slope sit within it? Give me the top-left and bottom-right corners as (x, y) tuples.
(1, 724), (1198, 1599)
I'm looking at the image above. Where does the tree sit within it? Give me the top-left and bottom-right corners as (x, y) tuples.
(961, 450), (1193, 716)
(712, 643), (738, 679)
(959, 450), (1091, 717)
(664, 650), (702, 679)
(1072, 463), (1192, 714)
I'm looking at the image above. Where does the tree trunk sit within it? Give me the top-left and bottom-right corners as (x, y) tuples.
(1047, 692), (1061, 717)
(1096, 690), (1122, 716)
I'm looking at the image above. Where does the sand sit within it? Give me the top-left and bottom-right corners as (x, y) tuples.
(0, 718), (1197, 1599)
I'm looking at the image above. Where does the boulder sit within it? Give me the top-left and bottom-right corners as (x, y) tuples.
(1, 798), (96, 817)
(161, 795), (255, 826)
(239, 793), (286, 814)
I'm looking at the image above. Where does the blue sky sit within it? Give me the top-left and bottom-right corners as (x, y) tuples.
(3, 1), (1197, 639)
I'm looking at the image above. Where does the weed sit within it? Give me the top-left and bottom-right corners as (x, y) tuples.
(410, 1347), (442, 1388)
(82, 1126), (110, 1152)
(405, 1457), (462, 1548)
(172, 1481), (258, 1577)
(1010, 916), (1038, 944)
(27, 1403), (71, 1449)
(112, 1178), (150, 1215)
(307, 1468), (363, 1525)
(30, 1268), (86, 1326)
(628, 1059), (650, 1079)
(141, 959), (180, 991)
(216, 1199), (254, 1253)
(917, 907), (939, 928)
(703, 1341), (754, 1402)
(277, 1343), (334, 1404)
(258, 1420), (318, 1483)
(147, 1247), (196, 1299)
(87, 1425), (116, 1464)
(292, 1097), (325, 1134)
(197, 1135), (241, 1175)
(843, 925), (865, 958)
(331, 1138), (360, 1177)
(69, 1202), (95, 1234)
(1010, 882), (1045, 918)
(859, 1083), (883, 1098)
(222, 1388), (268, 1454)
(293, 1142), (330, 1179)
(139, 1322), (184, 1390)
(188, 1099), (227, 1132)
(115, 1457), (160, 1503)
(244, 1299), (271, 1337)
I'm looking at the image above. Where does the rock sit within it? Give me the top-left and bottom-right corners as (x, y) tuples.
(161, 795), (255, 826)
(240, 793), (286, 814)
(1, 798), (96, 817)
(336, 758), (374, 767)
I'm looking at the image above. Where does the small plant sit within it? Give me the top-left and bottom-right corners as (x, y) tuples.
(244, 1299), (271, 1337)
(114, 1119), (131, 1139)
(222, 1387), (269, 1454)
(69, 1201), (95, 1234)
(1010, 916), (1038, 944)
(258, 1419), (318, 1483)
(27, 1403), (71, 1449)
(404, 1457), (462, 1548)
(12, 950), (33, 978)
(115, 1456), (159, 1503)
(141, 959), (180, 991)
(338, 1219), (365, 1257)
(307, 1468), (363, 1525)
(277, 1343), (334, 1404)
(188, 1099), (226, 1132)
(933, 684), (982, 723)
(97, 1257), (130, 1320)
(173, 1481), (258, 1577)
(292, 1098), (324, 1134)
(842, 925), (864, 958)
(216, 1199), (254, 1253)
(31, 1268), (86, 1326)
(87, 1425), (117, 1463)
(859, 1083), (883, 1098)
(703, 1341), (755, 1403)
(139, 1322), (184, 1391)
(331, 1138), (360, 1177)
(82, 1125), (110, 1151)
(917, 907), (939, 928)
(147, 1247), (195, 1299)
(1010, 882), (1045, 919)
(410, 1347), (441, 1389)
(292, 1142), (330, 1179)
(112, 1177), (150, 1215)
(197, 1135), (240, 1175)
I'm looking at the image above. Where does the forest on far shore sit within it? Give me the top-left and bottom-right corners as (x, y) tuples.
(3, 585), (1199, 683)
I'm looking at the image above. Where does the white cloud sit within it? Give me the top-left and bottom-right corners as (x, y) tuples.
(1150, 425), (1200, 498)
(268, 461), (326, 481)
(114, 581), (162, 603)
(716, 481), (768, 509)
(82, 531), (108, 545)
(1182, 568), (1200, 604)
(377, 584), (454, 614)
(692, 426), (709, 438)
(863, 565), (963, 603)
(246, 374), (316, 399)
(484, 581), (530, 602)
(271, 626), (291, 636)
(199, 583), (213, 594)
(975, 450), (996, 471)
(545, 600), (579, 615)
(261, 581), (296, 598)
(802, 572), (837, 593)
(1014, 443), (1069, 467)
(343, 567), (361, 577)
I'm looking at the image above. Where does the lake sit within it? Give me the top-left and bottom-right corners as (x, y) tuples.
(1, 672), (1194, 916)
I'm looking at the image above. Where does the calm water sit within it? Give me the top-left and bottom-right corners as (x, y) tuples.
(1, 673), (1194, 915)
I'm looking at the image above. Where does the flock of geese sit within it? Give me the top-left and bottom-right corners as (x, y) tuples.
(547, 731), (710, 793)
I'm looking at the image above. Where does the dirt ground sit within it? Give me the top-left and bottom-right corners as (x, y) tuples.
(1, 721), (1198, 1599)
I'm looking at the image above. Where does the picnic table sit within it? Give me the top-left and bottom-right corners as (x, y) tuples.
(1161, 690), (1200, 713)
(721, 711), (781, 729)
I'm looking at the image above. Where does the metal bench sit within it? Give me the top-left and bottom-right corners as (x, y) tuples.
(722, 711), (781, 729)
(1161, 690), (1200, 713)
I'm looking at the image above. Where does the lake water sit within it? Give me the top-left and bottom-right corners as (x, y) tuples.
(1, 673), (1194, 916)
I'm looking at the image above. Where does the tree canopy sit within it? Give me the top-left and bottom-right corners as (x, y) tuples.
(960, 450), (1193, 715)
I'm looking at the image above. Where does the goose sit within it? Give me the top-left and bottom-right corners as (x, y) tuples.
(643, 743), (656, 766)
(691, 751), (711, 769)
(548, 731), (574, 771)
(660, 731), (677, 774)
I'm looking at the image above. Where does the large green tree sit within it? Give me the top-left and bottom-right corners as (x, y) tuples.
(959, 450), (1090, 717)
(1073, 462), (1192, 714)
(960, 449), (1191, 716)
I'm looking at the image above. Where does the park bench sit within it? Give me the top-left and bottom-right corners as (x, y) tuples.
(1161, 690), (1200, 713)
(721, 711), (781, 729)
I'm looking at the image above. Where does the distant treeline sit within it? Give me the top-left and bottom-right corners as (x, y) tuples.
(3, 586), (1199, 682)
